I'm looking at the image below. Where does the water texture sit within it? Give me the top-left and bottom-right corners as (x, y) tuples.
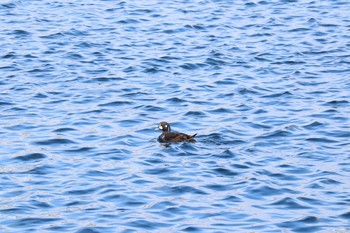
(1, 0), (350, 232)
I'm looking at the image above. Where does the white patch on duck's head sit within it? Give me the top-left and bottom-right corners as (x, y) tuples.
(159, 122), (170, 131)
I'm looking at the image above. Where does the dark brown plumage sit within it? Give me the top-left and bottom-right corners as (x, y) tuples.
(157, 121), (197, 143)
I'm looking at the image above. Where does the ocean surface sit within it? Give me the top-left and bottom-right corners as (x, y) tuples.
(1, 0), (349, 232)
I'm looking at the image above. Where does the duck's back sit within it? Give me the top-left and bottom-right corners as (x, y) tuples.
(158, 132), (197, 143)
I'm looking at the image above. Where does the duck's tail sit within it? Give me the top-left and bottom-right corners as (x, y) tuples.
(188, 133), (197, 141)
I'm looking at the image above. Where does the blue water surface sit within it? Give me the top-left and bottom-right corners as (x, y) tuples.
(1, 0), (350, 232)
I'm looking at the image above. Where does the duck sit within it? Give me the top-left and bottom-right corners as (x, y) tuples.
(157, 121), (197, 143)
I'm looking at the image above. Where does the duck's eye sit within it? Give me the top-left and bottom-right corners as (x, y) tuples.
(164, 124), (168, 128)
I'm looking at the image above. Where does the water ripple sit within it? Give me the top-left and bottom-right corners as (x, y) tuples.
(0, 0), (349, 232)
(14, 153), (47, 162)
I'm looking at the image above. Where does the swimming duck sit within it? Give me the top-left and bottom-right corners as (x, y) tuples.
(157, 121), (197, 143)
